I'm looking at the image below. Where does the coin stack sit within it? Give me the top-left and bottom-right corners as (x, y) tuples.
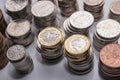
(7, 45), (33, 73)
(58, 0), (78, 17)
(83, 0), (104, 21)
(31, 1), (58, 30)
(64, 34), (94, 74)
(0, 33), (8, 69)
(6, 19), (34, 47)
(37, 27), (64, 62)
(109, 0), (120, 23)
(93, 19), (120, 51)
(5, 0), (32, 23)
(63, 11), (94, 37)
(0, 9), (7, 36)
(99, 44), (120, 80)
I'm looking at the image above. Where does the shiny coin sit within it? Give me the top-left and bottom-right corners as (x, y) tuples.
(83, 0), (103, 6)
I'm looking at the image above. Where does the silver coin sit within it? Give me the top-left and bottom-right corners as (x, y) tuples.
(83, 0), (104, 6)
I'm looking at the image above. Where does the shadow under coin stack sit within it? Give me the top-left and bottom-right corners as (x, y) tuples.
(7, 45), (33, 74)
(0, 33), (8, 69)
(5, 0), (32, 22)
(84, 0), (104, 21)
(63, 11), (94, 37)
(58, 0), (78, 17)
(37, 27), (64, 62)
(93, 19), (120, 51)
(64, 34), (94, 74)
(109, 0), (120, 23)
(99, 44), (120, 80)
(0, 9), (7, 36)
(31, 1), (58, 30)
(6, 19), (34, 47)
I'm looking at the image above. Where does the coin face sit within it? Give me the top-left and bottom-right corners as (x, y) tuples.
(110, 0), (120, 15)
(96, 19), (120, 39)
(70, 11), (94, 29)
(84, 0), (103, 6)
(64, 34), (90, 55)
(38, 27), (62, 47)
(7, 45), (26, 61)
(100, 44), (120, 68)
(31, 1), (55, 17)
(5, 0), (28, 11)
(6, 19), (30, 37)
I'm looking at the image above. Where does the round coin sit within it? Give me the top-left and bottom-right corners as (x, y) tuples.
(84, 0), (103, 6)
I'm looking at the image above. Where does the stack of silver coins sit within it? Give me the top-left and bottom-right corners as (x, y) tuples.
(37, 27), (64, 62)
(83, 0), (104, 21)
(58, 0), (78, 17)
(31, 1), (58, 30)
(93, 19), (120, 51)
(6, 19), (34, 47)
(7, 45), (33, 74)
(5, 0), (32, 22)
(109, 0), (120, 23)
(64, 34), (94, 74)
(63, 11), (94, 37)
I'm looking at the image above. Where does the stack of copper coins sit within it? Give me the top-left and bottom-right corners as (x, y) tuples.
(6, 19), (34, 47)
(99, 44), (120, 80)
(109, 0), (120, 23)
(83, 0), (104, 21)
(63, 11), (94, 37)
(0, 9), (7, 36)
(31, 1), (58, 30)
(7, 45), (33, 74)
(0, 33), (8, 69)
(37, 27), (64, 62)
(64, 34), (94, 74)
(58, 0), (78, 17)
(5, 0), (32, 22)
(93, 19), (120, 51)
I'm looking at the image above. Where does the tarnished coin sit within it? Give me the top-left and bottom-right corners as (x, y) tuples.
(70, 11), (94, 29)
(7, 45), (26, 62)
(96, 19), (120, 39)
(100, 44), (120, 68)
(31, 1), (56, 17)
(64, 34), (90, 56)
(6, 19), (30, 38)
(83, 0), (103, 6)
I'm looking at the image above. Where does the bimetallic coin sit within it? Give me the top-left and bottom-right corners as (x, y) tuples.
(83, 0), (103, 6)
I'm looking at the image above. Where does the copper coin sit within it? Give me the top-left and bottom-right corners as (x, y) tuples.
(100, 44), (120, 68)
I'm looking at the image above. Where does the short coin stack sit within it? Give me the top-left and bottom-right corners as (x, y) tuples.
(99, 44), (120, 80)
(83, 0), (104, 21)
(63, 11), (94, 37)
(93, 19), (120, 51)
(5, 0), (32, 22)
(31, 1), (58, 30)
(7, 45), (33, 73)
(109, 0), (120, 23)
(37, 27), (64, 62)
(0, 9), (7, 36)
(58, 0), (78, 17)
(0, 33), (8, 69)
(64, 34), (94, 74)
(6, 19), (34, 47)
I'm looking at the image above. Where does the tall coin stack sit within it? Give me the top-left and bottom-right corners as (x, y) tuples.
(37, 27), (64, 62)
(0, 33), (8, 69)
(99, 44), (120, 80)
(7, 45), (33, 73)
(83, 0), (104, 21)
(64, 34), (94, 74)
(58, 0), (78, 17)
(63, 11), (94, 37)
(0, 9), (7, 36)
(109, 0), (120, 23)
(93, 19), (120, 51)
(31, 1), (58, 30)
(6, 19), (34, 47)
(5, 0), (32, 22)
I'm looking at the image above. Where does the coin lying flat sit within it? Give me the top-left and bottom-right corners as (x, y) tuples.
(84, 0), (103, 6)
